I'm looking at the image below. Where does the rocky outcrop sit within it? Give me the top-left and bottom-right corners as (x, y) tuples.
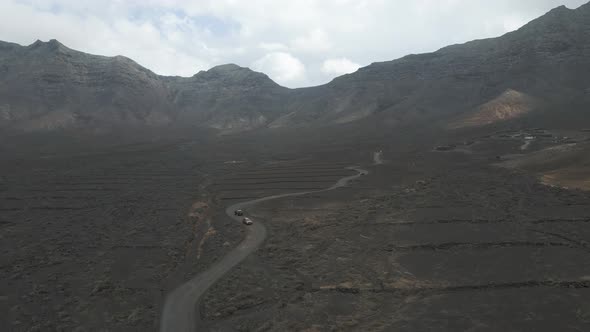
(449, 89), (537, 129)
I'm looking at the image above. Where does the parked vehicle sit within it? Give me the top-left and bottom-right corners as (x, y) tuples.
(234, 209), (244, 216)
(242, 217), (253, 225)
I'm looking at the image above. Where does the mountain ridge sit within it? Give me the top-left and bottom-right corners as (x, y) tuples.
(1, 2), (590, 133)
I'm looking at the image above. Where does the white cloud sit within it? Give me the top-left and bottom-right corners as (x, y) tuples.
(290, 28), (332, 53)
(0, 0), (588, 88)
(0, 0), (213, 76)
(321, 58), (361, 75)
(258, 42), (288, 51)
(251, 52), (306, 86)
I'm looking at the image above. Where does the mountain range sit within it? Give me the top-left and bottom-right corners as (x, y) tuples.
(1, 3), (589, 133)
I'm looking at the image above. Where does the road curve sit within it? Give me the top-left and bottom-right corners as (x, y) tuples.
(160, 166), (367, 332)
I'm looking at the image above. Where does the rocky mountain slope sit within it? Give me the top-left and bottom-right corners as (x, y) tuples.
(0, 41), (288, 132)
(0, 39), (172, 131)
(1, 2), (589, 133)
(283, 3), (590, 128)
(448, 89), (538, 129)
(167, 64), (289, 131)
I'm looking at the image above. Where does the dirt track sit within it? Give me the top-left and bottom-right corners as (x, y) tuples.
(160, 167), (367, 332)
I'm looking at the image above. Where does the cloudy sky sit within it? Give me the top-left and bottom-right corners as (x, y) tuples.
(0, 0), (587, 87)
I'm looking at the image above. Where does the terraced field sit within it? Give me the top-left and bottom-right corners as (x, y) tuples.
(214, 162), (355, 202)
(198, 138), (590, 331)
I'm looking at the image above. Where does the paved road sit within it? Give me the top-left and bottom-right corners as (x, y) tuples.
(160, 166), (367, 332)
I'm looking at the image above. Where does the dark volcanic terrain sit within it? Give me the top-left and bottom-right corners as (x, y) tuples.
(3, 122), (590, 331)
(2, 2), (590, 332)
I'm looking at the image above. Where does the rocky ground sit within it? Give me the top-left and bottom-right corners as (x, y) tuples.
(1, 125), (590, 331)
(200, 129), (590, 331)
(0, 134), (255, 331)
(1, 141), (197, 330)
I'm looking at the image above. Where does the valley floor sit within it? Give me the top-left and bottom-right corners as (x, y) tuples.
(1, 125), (590, 331)
(200, 137), (590, 331)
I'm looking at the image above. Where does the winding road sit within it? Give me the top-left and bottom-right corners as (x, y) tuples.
(160, 166), (368, 332)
